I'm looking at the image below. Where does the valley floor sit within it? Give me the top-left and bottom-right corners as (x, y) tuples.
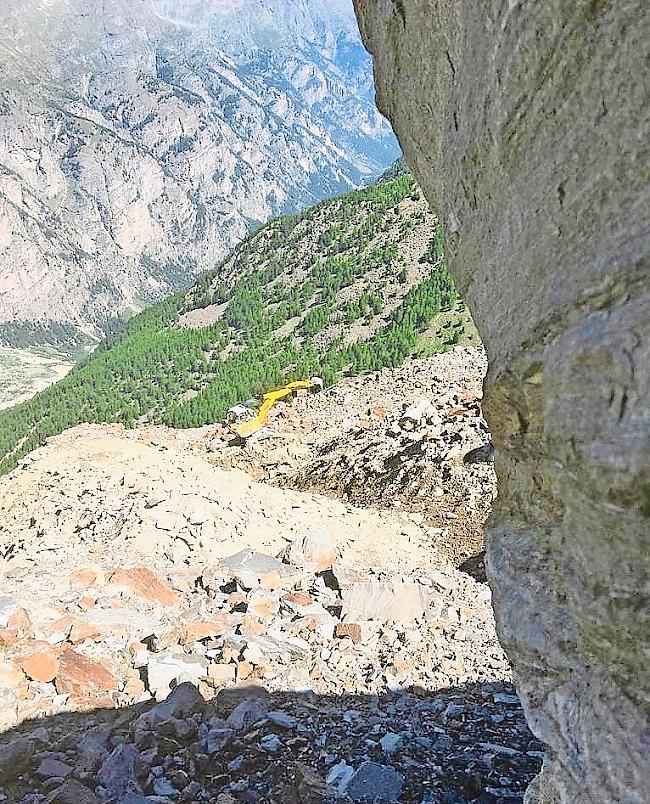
(0, 348), (542, 802)
(0, 346), (75, 411)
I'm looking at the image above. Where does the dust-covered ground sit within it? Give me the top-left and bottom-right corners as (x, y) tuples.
(206, 347), (495, 569)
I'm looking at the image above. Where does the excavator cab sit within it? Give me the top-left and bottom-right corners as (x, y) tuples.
(226, 399), (259, 426)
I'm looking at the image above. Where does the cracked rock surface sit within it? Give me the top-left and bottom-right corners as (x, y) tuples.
(353, 1), (649, 801)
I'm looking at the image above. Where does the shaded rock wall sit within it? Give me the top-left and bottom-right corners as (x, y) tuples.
(353, 1), (649, 801)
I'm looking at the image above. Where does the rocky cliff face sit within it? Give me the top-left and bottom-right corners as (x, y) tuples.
(0, 0), (398, 346)
(353, 1), (649, 801)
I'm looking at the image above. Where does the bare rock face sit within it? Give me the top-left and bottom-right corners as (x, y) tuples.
(0, 0), (398, 346)
(353, 1), (649, 801)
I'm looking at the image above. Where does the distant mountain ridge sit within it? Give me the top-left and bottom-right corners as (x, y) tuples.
(0, 0), (398, 346)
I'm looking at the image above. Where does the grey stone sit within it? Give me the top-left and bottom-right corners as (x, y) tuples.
(267, 711), (298, 729)
(239, 632), (310, 661)
(136, 682), (204, 730)
(204, 728), (233, 754)
(341, 581), (430, 623)
(219, 549), (291, 589)
(146, 654), (208, 701)
(35, 758), (72, 779)
(0, 595), (21, 628)
(477, 742), (522, 758)
(48, 780), (102, 804)
(259, 734), (281, 752)
(282, 528), (338, 572)
(379, 732), (402, 754)
(78, 609), (162, 642)
(228, 756), (245, 772)
(345, 761), (403, 802)
(98, 743), (142, 798)
(493, 693), (520, 706)
(0, 738), (35, 782)
(400, 397), (440, 429)
(75, 726), (113, 774)
(326, 761), (356, 793)
(226, 698), (268, 732)
(152, 777), (177, 797)
(354, 2), (649, 803)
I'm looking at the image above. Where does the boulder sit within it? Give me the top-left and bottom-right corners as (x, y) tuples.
(180, 617), (231, 644)
(247, 589), (280, 619)
(341, 581), (430, 623)
(98, 743), (142, 799)
(353, 1), (649, 801)
(226, 697), (268, 732)
(204, 727), (234, 754)
(35, 757), (73, 779)
(326, 760), (355, 793)
(335, 622), (374, 643)
(345, 761), (403, 802)
(208, 663), (236, 686)
(0, 737), (35, 782)
(218, 549), (291, 590)
(109, 568), (178, 607)
(282, 528), (338, 572)
(146, 653), (208, 701)
(19, 651), (59, 683)
(0, 661), (23, 689)
(48, 780), (102, 804)
(55, 647), (117, 698)
(0, 595), (22, 628)
(136, 681), (204, 730)
(400, 396), (440, 430)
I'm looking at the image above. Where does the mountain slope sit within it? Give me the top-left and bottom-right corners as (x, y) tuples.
(0, 0), (398, 346)
(0, 173), (477, 473)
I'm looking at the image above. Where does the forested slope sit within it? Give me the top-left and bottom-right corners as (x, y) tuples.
(0, 174), (477, 473)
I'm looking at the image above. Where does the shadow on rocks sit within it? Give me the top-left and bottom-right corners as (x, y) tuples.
(0, 679), (543, 804)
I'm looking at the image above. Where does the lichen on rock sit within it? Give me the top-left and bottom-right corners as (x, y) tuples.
(353, 0), (649, 800)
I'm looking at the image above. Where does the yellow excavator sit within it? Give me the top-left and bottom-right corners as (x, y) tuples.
(228, 377), (323, 439)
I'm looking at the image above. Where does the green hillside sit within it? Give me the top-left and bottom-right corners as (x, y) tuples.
(0, 174), (477, 474)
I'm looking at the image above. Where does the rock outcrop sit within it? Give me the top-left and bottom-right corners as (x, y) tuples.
(353, 1), (649, 801)
(208, 347), (495, 568)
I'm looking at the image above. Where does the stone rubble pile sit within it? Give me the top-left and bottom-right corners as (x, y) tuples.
(0, 528), (508, 729)
(208, 349), (495, 567)
(0, 348), (543, 801)
(0, 679), (542, 803)
(0, 427), (445, 576)
(0, 527), (541, 802)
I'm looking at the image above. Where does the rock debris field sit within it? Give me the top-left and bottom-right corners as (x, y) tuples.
(208, 347), (495, 568)
(0, 348), (543, 802)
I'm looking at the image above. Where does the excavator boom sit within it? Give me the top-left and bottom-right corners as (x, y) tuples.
(235, 379), (316, 438)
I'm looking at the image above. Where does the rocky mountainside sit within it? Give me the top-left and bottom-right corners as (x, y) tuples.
(0, 349), (543, 802)
(0, 172), (478, 474)
(0, 0), (398, 346)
